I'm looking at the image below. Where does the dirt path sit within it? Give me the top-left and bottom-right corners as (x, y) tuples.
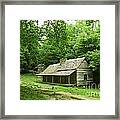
(54, 91), (85, 100)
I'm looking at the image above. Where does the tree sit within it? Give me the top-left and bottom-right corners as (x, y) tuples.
(38, 20), (100, 71)
(65, 20), (100, 70)
(85, 50), (100, 71)
(20, 20), (40, 71)
(20, 19), (100, 81)
(38, 20), (67, 66)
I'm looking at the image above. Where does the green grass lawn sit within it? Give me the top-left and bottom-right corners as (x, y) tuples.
(20, 73), (100, 100)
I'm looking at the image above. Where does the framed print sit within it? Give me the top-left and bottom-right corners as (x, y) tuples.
(0, 0), (119, 119)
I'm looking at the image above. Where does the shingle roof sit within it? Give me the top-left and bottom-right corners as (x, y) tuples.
(37, 57), (85, 76)
(57, 57), (85, 71)
(42, 63), (59, 74)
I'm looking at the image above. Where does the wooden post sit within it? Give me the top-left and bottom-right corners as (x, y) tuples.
(68, 76), (70, 84)
(52, 76), (54, 83)
(44, 76), (46, 82)
(60, 76), (61, 83)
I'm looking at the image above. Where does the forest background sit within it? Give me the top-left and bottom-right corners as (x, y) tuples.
(20, 20), (100, 83)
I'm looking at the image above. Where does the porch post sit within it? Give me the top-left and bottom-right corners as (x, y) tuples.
(52, 76), (54, 83)
(44, 76), (46, 82)
(68, 76), (70, 84)
(60, 76), (61, 83)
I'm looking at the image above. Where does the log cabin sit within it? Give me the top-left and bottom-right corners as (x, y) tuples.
(37, 57), (93, 86)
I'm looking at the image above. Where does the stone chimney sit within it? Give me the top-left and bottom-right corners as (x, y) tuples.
(60, 58), (66, 65)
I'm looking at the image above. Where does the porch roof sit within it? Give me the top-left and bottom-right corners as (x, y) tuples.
(37, 70), (76, 76)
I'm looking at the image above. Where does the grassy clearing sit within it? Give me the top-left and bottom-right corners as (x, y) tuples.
(20, 73), (100, 100)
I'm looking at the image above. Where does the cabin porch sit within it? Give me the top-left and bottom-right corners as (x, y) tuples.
(42, 71), (76, 85)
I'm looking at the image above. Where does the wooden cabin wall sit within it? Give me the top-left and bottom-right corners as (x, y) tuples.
(54, 76), (60, 83)
(43, 76), (46, 82)
(43, 76), (52, 82)
(76, 60), (93, 86)
(61, 76), (68, 84)
(47, 76), (52, 82)
(70, 71), (76, 84)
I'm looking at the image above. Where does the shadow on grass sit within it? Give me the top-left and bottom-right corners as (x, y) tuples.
(20, 86), (50, 100)
(20, 85), (79, 100)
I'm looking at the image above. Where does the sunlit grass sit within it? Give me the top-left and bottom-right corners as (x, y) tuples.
(20, 73), (100, 100)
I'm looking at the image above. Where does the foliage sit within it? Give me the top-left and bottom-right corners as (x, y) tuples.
(85, 50), (100, 70)
(65, 20), (100, 70)
(38, 20), (67, 65)
(20, 20), (40, 70)
(20, 19), (100, 76)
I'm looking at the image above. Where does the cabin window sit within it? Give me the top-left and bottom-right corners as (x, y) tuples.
(84, 74), (87, 80)
(88, 72), (93, 78)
